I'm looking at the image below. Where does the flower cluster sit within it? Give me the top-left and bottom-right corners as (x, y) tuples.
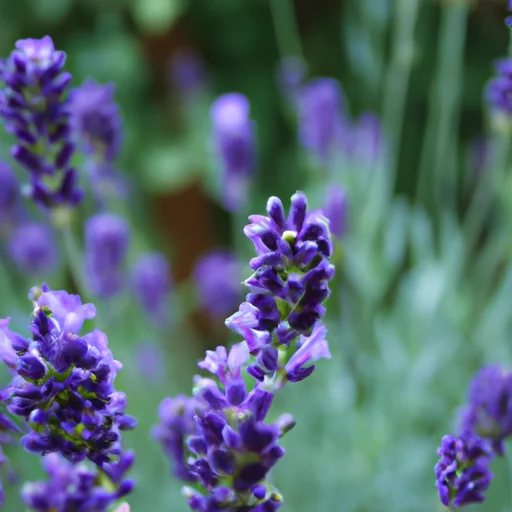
(69, 79), (126, 203)
(459, 364), (512, 455)
(435, 363), (512, 507)
(154, 192), (334, 511)
(486, 58), (512, 115)
(226, 192), (334, 386)
(435, 434), (493, 508)
(84, 213), (130, 298)
(21, 452), (134, 512)
(0, 285), (135, 469)
(0, 36), (82, 211)
(211, 93), (255, 212)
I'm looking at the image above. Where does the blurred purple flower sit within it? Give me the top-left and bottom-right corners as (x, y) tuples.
(298, 77), (346, 160)
(211, 93), (255, 212)
(84, 213), (130, 298)
(347, 112), (383, 165)
(69, 79), (122, 161)
(486, 58), (512, 114)
(8, 222), (58, 275)
(324, 185), (347, 238)
(459, 364), (512, 455)
(193, 250), (242, 319)
(0, 162), (19, 224)
(132, 252), (172, 324)
(169, 50), (207, 97)
(135, 342), (165, 384)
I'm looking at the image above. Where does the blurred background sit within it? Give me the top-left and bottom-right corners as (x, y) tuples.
(1, 0), (512, 510)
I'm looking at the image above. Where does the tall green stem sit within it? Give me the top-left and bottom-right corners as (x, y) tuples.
(382, 0), (421, 200)
(59, 225), (89, 300)
(269, 0), (303, 59)
(415, 3), (469, 211)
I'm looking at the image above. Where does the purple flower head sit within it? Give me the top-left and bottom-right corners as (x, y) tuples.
(21, 453), (134, 512)
(323, 185), (347, 238)
(0, 162), (19, 224)
(0, 285), (135, 466)
(211, 93), (255, 211)
(435, 434), (493, 508)
(298, 77), (346, 160)
(85, 213), (130, 298)
(131, 252), (172, 324)
(347, 112), (383, 165)
(169, 50), (207, 97)
(152, 395), (205, 481)
(459, 364), (512, 455)
(0, 36), (82, 211)
(193, 250), (242, 319)
(134, 342), (165, 384)
(284, 325), (331, 384)
(8, 222), (58, 276)
(69, 79), (122, 161)
(226, 192), (335, 369)
(486, 58), (512, 115)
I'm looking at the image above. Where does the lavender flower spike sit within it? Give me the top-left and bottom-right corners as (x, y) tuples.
(85, 213), (130, 298)
(324, 185), (347, 238)
(0, 284), (136, 467)
(69, 79), (122, 161)
(0, 162), (19, 227)
(193, 249), (242, 319)
(8, 222), (59, 276)
(459, 364), (512, 455)
(435, 434), (493, 508)
(211, 93), (255, 212)
(0, 36), (82, 211)
(132, 252), (172, 324)
(298, 77), (346, 160)
(22, 452), (134, 512)
(226, 191), (335, 385)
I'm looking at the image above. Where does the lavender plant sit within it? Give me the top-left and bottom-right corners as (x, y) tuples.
(154, 192), (334, 510)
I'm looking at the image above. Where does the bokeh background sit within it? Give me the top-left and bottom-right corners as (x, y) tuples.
(1, 0), (512, 510)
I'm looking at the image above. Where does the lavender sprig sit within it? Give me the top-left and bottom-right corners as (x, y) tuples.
(0, 36), (82, 213)
(154, 192), (334, 511)
(0, 285), (136, 470)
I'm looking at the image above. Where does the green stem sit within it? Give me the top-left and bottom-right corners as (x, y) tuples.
(381, 0), (421, 199)
(59, 226), (89, 300)
(415, 3), (469, 211)
(269, 0), (303, 59)
(462, 135), (509, 258)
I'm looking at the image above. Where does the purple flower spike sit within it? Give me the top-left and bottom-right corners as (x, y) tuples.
(211, 93), (255, 211)
(0, 162), (19, 226)
(324, 185), (347, 238)
(84, 213), (130, 298)
(169, 50), (207, 97)
(131, 252), (172, 324)
(193, 250), (242, 319)
(486, 58), (512, 115)
(8, 222), (58, 276)
(0, 36), (82, 211)
(348, 112), (383, 165)
(459, 364), (512, 455)
(69, 80), (122, 162)
(298, 77), (346, 160)
(0, 285), (135, 471)
(435, 434), (493, 508)
(21, 453), (133, 512)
